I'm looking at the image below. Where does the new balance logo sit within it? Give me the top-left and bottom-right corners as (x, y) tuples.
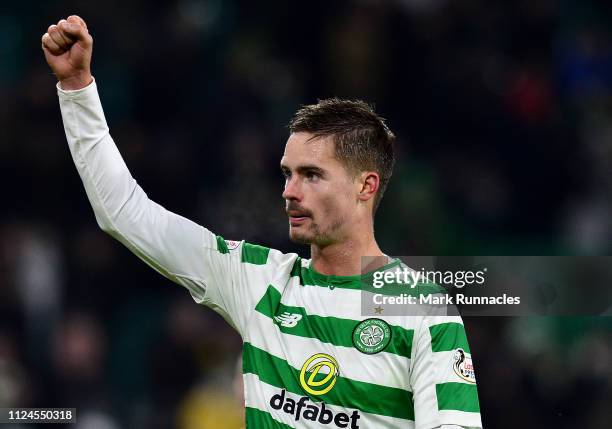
(274, 312), (303, 328)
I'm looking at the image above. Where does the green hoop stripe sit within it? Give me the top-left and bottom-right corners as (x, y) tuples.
(255, 285), (413, 359)
(429, 323), (471, 353)
(436, 382), (480, 412)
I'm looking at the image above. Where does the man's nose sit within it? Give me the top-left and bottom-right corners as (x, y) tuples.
(282, 177), (302, 201)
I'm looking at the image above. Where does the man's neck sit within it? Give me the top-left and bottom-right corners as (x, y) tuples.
(309, 234), (385, 277)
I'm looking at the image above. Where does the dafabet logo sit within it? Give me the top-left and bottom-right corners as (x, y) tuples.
(299, 353), (339, 395)
(269, 353), (361, 428)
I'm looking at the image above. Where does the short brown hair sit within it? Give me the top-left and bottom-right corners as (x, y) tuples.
(288, 98), (395, 214)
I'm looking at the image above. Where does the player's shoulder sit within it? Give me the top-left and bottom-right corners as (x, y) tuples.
(394, 260), (447, 294)
(215, 235), (301, 269)
(368, 259), (446, 298)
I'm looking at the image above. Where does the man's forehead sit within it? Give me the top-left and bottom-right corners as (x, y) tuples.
(281, 132), (334, 165)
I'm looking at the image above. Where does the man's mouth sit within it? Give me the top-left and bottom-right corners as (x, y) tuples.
(289, 216), (308, 226)
(287, 211), (310, 226)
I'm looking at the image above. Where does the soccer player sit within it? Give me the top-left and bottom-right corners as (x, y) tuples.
(42, 15), (483, 429)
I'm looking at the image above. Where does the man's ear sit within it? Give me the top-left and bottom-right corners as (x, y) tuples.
(357, 171), (380, 203)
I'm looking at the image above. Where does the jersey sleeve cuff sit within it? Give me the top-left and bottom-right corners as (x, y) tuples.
(56, 77), (97, 100)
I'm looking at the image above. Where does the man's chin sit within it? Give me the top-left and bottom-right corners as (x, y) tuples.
(289, 229), (313, 245)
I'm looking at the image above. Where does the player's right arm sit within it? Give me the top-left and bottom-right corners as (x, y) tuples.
(41, 15), (216, 298)
(41, 16), (290, 332)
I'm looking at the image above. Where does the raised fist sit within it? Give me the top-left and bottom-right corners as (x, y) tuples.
(42, 15), (93, 90)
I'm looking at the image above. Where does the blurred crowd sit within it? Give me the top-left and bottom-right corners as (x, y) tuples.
(1, 0), (611, 428)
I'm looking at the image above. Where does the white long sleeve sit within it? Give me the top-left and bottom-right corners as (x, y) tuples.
(57, 79), (294, 336)
(58, 79), (214, 300)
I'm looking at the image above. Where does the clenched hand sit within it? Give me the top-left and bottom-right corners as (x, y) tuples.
(42, 15), (93, 90)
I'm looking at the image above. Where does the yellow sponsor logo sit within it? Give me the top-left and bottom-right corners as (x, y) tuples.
(299, 353), (339, 395)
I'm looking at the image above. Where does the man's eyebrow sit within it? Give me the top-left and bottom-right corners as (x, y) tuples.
(279, 164), (327, 175)
(296, 165), (327, 177)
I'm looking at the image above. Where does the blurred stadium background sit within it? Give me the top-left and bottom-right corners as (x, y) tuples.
(1, 0), (612, 427)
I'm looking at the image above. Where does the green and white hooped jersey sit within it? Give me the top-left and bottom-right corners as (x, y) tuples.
(202, 237), (482, 429)
(57, 80), (483, 429)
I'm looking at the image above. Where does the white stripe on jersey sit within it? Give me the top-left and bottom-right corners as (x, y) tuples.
(244, 373), (415, 429)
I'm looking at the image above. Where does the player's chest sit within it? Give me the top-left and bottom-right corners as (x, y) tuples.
(246, 283), (411, 392)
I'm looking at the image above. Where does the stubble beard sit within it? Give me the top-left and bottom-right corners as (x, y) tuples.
(289, 217), (346, 247)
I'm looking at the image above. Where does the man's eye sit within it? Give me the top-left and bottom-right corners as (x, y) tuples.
(306, 171), (319, 181)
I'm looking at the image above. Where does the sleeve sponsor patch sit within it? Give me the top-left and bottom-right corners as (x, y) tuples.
(225, 240), (241, 250)
(453, 348), (476, 383)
